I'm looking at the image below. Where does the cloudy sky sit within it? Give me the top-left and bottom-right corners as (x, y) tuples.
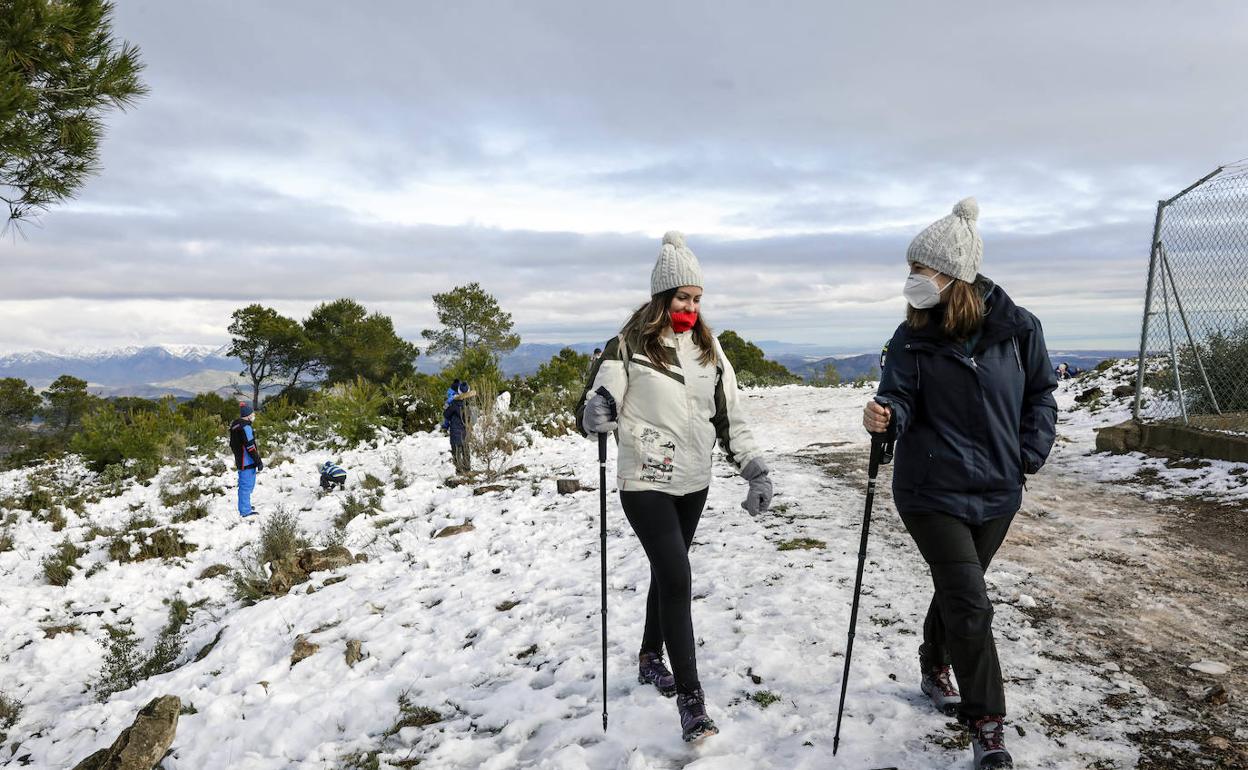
(3, 0), (1246, 355)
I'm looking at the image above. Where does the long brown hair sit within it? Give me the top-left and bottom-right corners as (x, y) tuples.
(620, 288), (718, 369)
(906, 279), (985, 340)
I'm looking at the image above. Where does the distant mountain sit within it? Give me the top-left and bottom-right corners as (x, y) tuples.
(754, 340), (866, 358)
(0, 345), (242, 396)
(772, 353), (882, 381)
(418, 342), (603, 378)
(771, 349), (1137, 382)
(0, 342), (1141, 397)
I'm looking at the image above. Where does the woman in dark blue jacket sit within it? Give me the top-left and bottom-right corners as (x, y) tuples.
(864, 198), (1057, 770)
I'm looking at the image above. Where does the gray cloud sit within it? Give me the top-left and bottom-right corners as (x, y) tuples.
(4, 0), (1246, 354)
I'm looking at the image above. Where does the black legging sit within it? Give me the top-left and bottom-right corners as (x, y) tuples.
(900, 509), (1015, 720)
(619, 487), (708, 695)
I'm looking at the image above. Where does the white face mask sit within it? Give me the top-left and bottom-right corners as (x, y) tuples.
(903, 272), (949, 309)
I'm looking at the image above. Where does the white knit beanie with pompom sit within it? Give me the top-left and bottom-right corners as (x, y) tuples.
(905, 197), (983, 283)
(650, 231), (705, 296)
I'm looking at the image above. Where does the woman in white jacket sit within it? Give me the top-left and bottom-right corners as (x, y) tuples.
(580, 231), (773, 742)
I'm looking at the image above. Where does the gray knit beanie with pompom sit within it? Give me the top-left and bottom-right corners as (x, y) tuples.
(650, 231), (705, 296)
(905, 197), (983, 283)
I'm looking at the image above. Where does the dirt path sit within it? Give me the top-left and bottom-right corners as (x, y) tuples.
(1014, 464), (1248, 769)
(787, 434), (1247, 768)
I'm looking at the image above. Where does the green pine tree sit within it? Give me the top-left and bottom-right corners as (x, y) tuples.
(227, 304), (317, 407)
(40, 374), (97, 433)
(304, 298), (420, 385)
(422, 283), (521, 361)
(1, 0), (147, 223)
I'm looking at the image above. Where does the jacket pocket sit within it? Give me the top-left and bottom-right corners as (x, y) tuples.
(634, 423), (677, 485)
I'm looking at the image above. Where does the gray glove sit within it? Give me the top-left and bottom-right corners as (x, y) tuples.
(740, 457), (773, 515)
(581, 388), (618, 434)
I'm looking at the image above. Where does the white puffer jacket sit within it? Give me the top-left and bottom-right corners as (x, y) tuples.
(587, 329), (763, 496)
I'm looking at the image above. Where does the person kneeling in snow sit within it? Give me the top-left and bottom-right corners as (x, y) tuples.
(320, 461), (348, 491)
(229, 402), (263, 518)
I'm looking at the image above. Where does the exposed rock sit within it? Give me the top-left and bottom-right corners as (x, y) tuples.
(345, 639), (365, 667)
(1112, 384), (1136, 398)
(71, 695), (180, 770)
(265, 552), (305, 596)
(1189, 659), (1230, 676)
(496, 600), (520, 612)
(1074, 387), (1103, 404)
(435, 522), (476, 538)
(197, 564), (231, 580)
(265, 547), (357, 596)
(291, 635), (319, 667)
(323, 575), (347, 587)
(556, 479), (581, 495)
(473, 484), (511, 496)
(298, 546), (354, 574)
(1204, 684), (1230, 706)
(355, 554), (369, 563)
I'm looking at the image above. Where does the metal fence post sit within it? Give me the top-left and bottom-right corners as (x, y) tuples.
(1133, 201), (1166, 421)
(1159, 243), (1222, 415)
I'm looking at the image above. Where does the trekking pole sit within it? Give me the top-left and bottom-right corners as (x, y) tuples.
(833, 420), (894, 756)
(598, 431), (610, 732)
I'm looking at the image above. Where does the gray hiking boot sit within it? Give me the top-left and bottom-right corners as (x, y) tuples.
(921, 663), (961, 716)
(970, 716), (1014, 769)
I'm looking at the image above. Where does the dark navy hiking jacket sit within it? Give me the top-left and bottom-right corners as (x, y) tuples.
(875, 279), (1058, 524)
(445, 398), (468, 447)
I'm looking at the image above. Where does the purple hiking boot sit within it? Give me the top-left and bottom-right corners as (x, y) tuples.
(638, 651), (677, 697)
(676, 688), (718, 742)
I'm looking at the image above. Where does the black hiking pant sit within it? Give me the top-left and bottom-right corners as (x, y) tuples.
(899, 509), (1015, 721)
(619, 487), (708, 695)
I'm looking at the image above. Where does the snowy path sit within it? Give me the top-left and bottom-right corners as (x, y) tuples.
(1, 384), (1243, 769)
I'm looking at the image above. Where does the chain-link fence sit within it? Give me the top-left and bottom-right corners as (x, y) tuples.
(1133, 162), (1248, 435)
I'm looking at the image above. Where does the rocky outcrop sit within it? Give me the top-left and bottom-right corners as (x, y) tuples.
(266, 546), (357, 596)
(72, 695), (180, 770)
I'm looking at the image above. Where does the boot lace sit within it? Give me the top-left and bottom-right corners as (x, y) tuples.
(931, 665), (958, 696)
(973, 716), (1006, 751)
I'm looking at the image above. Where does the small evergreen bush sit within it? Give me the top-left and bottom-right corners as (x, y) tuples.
(41, 539), (81, 586)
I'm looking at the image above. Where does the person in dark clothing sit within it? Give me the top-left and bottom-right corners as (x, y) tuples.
(864, 198), (1057, 770)
(228, 402), (263, 518)
(320, 461), (348, 491)
(444, 381), (475, 473)
(440, 379), (462, 431)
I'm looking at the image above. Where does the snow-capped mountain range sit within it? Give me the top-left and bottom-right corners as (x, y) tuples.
(0, 345), (244, 397)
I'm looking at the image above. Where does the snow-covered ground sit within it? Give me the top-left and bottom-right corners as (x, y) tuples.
(1053, 360), (1248, 503)
(0, 380), (1244, 769)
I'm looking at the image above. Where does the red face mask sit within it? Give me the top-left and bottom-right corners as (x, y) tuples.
(670, 311), (698, 333)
